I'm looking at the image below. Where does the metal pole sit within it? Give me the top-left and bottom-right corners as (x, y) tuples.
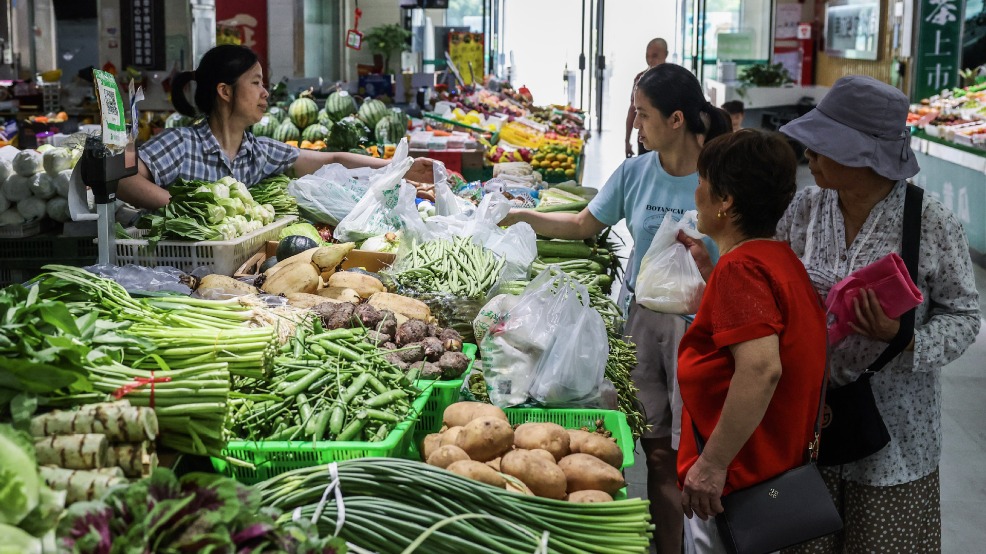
(579, 0), (586, 110)
(587, 0), (594, 130)
(595, 0), (604, 131)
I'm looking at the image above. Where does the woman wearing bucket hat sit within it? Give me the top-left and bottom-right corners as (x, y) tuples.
(772, 75), (981, 552)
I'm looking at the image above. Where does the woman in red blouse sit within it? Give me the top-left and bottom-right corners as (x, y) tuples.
(675, 129), (828, 552)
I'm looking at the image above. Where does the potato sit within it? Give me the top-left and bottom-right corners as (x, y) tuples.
(558, 454), (626, 496)
(442, 402), (508, 428)
(567, 429), (593, 453)
(530, 449), (558, 465)
(486, 457), (502, 472)
(422, 433), (443, 461)
(503, 474), (535, 496)
(579, 434), (623, 468)
(446, 460), (507, 488)
(500, 449), (567, 500)
(568, 490), (613, 503)
(455, 416), (514, 462)
(426, 445), (470, 469)
(440, 426), (464, 447)
(514, 422), (570, 461)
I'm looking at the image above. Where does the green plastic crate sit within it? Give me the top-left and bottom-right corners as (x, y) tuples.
(503, 407), (635, 470)
(211, 388), (432, 484)
(412, 343), (477, 438)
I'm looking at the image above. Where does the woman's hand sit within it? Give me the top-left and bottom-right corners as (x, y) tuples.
(849, 288), (902, 343)
(681, 455), (727, 520)
(625, 141), (635, 158)
(677, 230), (713, 282)
(405, 157), (437, 183)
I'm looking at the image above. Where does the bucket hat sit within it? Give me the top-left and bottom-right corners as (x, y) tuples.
(779, 75), (919, 180)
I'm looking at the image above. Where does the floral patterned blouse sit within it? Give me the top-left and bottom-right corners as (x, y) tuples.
(775, 181), (981, 487)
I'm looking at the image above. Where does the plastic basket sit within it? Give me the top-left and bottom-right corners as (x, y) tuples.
(412, 342), (477, 438)
(503, 407), (635, 470)
(211, 387), (432, 484)
(115, 216), (297, 275)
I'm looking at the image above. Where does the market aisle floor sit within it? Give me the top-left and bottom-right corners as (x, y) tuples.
(580, 127), (986, 552)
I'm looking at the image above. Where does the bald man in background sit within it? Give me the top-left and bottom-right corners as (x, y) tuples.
(625, 38), (668, 158)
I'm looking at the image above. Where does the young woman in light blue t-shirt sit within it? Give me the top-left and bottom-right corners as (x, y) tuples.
(501, 63), (731, 553)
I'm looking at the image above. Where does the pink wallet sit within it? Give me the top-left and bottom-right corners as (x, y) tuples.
(825, 252), (923, 344)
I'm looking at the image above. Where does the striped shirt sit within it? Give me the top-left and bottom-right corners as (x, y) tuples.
(138, 120), (299, 187)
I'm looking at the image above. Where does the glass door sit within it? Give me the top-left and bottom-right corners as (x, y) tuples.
(680, 0), (773, 82)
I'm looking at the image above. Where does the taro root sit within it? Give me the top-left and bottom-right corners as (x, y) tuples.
(382, 342), (397, 350)
(437, 351), (470, 379)
(421, 336), (445, 362)
(321, 302), (355, 330)
(384, 354), (409, 370)
(427, 323), (440, 337)
(396, 343), (426, 363)
(353, 303), (383, 329)
(411, 361), (443, 380)
(365, 330), (391, 346)
(377, 310), (398, 338)
(439, 328), (464, 352)
(396, 319), (429, 346)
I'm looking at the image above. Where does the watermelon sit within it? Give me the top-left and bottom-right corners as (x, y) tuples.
(267, 106), (287, 124)
(302, 123), (330, 142)
(388, 108), (411, 131)
(374, 116), (407, 145)
(325, 91), (357, 122)
(272, 119), (301, 143)
(318, 108), (335, 127)
(252, 114), (277, 137)
(357, 99), (389, 130)
(326, 116), (371, 150)
(289, 92), (319, 129)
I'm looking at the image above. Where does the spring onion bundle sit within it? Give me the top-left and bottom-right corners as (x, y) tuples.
(255, 458), (653, 554)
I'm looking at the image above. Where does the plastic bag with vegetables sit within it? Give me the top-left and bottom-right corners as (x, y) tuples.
(12, 150), (42, 177)
(333, 141), (417, 241)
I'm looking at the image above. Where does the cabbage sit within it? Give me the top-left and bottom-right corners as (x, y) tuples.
(206, 204), (226, 225)
(30, 174), (55, 199)
(0, 425), (40, 526)
(0, 208), (24, 226)
(0, 160), (11, 183)
(46, 197), (70, 222)
(0, 524), (41, 554)
(17, 197), (46, 220)
(278, 222), (324, 245)
(360, 231), (401, 253)
(2, 174), (36, 202)
(12, 150), (42, 177)
(54, 169), (72, 197)
(42, 147), (73, 176)
(34, 144), (54, 153)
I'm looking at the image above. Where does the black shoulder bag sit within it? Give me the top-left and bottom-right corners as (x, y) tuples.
(816, 183), (923, 467)
(692, 357), (842, 554)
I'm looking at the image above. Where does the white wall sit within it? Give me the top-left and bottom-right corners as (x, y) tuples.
(268, 0), (297, 81)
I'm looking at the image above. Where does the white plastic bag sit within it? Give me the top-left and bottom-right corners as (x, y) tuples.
(333, 146), (417, 242)
(635, 210), (706, 314)
(480, 269), (608, 408)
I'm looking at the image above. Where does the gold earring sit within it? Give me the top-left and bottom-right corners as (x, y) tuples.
(717, 210), (724, 219)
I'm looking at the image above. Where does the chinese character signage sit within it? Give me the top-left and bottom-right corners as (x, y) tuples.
(121, 0), (164, 69)
(823, 0), (881, 60)
(448, 32), (484, 85)
(216, 0), (270, 84)
(913, 0), (963, 100)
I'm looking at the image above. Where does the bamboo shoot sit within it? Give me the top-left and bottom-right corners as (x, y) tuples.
(31, 402), (159, 442)
(106, 442), (158, 477)
(40, 466), (127, 504)
(34, 433), (108, 470)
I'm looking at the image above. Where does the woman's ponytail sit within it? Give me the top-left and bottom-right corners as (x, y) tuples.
(170, 71), (198, 117)
(702, 104), (733, 142)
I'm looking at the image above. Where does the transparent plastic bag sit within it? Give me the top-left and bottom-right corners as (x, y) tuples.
(333, 149), (417, 242)
(635, 210), (706, 315)
(480, 269), (608, 408)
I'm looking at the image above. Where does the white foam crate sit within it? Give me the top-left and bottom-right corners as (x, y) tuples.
(115, 215), (297, 275)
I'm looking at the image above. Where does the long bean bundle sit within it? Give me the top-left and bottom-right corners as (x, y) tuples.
(255, 458), (653, 554)
(392, 235), (505, 297)
(227, 326), (420, 443)
(607, 334), (646, 441)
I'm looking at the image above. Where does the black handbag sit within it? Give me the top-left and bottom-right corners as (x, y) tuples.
(816, 183), (923, 467)
(692, 357), (842, 554)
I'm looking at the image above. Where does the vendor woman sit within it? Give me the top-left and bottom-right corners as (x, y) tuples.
(118, 45), (435, 210)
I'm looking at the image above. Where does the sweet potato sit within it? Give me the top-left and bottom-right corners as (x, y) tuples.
(513, 422), (570, 461)
(426, 444), (470, 469)
(440, 426), (464, 447)
(455, 416), (514, 462)
(558, 453), (626, 495)
(500, 449), (567, 500)
(567, 429), (593, 453)
(422, 433), (443, 461)
(442, 402), (508, 428)
(568, 490), (613, 503)
(579, 433), (623, 468)
(446, 460), (507, 488)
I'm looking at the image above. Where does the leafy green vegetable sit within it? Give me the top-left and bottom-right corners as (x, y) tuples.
(0, 425), (40, 527)
(250, 175), (298, 217)
(0, 523), (42, 554)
